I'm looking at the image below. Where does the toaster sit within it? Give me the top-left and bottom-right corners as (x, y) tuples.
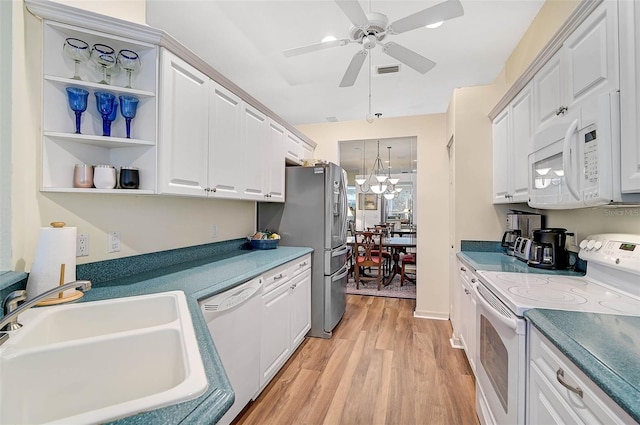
(513, 237), (533, 262)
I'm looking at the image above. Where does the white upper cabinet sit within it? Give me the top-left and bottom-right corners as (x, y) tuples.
(510, 86), (533, 203)
(534, 1), (618, 133)
(241, 104), (268, 200)
(285, 132), (304, 164)
(493, 83), (533, 204)
(266, 120), (286, 202)
(619, 0), (640, 193)
(492, 109), (510, 203)
(533, 52), (563, 131)
(208, 82), (243, 199)
(563, 1), (618, 106)
(158, 50), (209, 197)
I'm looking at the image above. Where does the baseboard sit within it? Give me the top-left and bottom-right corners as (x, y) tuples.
(413, 310), (449, 320)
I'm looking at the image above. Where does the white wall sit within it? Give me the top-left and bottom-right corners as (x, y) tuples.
(298, 115), (450, 319)
(10, 2), (255, 271)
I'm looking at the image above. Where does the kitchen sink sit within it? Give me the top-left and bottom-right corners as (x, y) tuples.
(0, 291), (208, 424)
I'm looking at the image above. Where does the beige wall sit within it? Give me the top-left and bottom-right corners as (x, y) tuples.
(10, 2), (255, 271)
(298, 115), (450, 319)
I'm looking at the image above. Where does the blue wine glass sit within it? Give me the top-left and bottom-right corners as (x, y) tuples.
(108, 100), (118, 123)
(119, 95), (139, 139)
(94, 91), (116, 136)
(65, 87), (89, 134)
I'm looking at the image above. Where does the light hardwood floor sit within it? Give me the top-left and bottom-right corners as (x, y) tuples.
(234, 295), (480, 425)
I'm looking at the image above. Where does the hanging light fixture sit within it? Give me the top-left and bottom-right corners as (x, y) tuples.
(383, 146), (397, 200)
(356, 140), (388, 195)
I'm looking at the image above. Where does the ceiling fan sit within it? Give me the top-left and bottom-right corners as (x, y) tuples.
(283, 0), (464, 87)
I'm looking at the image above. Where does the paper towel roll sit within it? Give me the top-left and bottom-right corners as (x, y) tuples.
(26, 222), (77, 301)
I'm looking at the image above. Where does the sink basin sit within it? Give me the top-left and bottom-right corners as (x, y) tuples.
(10, 293), (179, 349)
(0, 291), (208, 424)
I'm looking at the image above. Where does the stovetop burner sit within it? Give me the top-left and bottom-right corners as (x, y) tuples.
(507, 286), (588, 305)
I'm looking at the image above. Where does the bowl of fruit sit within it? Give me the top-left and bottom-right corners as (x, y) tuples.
(248, 230), (281, 250)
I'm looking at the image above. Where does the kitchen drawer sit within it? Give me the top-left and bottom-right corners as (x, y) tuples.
(262, 263), (291, 294)
(289, 254), (311, 278)
(529, 327), (634, 424)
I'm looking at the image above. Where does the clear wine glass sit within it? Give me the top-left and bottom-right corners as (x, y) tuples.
(90, 44), (116, 84)
(119, 95), (139, 139)
(94, 91), (116, 136)
(63, 38), (90, 80)
(117, 49), (141, 88)
(65, 87), (89, 134)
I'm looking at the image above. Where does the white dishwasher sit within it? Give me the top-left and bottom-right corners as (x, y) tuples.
(200, 276), (263, 425)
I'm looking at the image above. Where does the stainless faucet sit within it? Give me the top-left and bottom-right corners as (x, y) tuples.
(0, 280), (92, 345)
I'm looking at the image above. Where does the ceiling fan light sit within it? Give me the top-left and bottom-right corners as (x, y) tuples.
(355, 177), (367, 185)
(388, 178), (399, 185)
(375, 174), (388, 183)
(395, 187), (403, 193)
(426, 21), (443, 29)
(383, 192), (395, 200)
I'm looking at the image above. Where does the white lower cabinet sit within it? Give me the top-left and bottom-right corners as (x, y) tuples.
(458, 264), (477, 374)
(259, 255), (311, 391)
(527, 326), (635, 425)
(456, 259), (477, 373)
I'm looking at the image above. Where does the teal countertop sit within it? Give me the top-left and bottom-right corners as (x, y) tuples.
(457, 251), (583, 276)
(4, 244), (313, 425)
(526, 309), (640, 423)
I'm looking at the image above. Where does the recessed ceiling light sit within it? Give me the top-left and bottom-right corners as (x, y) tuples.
(426, 21), (443, 29)
(322, 35), (337, 43)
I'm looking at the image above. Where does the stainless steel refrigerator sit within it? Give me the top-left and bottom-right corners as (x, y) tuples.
(257, 163), (349, 338)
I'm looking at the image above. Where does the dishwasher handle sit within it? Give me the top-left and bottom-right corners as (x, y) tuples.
(201, 276), (263, 315)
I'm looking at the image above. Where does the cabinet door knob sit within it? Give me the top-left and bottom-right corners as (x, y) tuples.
(204, 188), (210, 192)
(460, 266), (467, 272)
(556, 106), (568, 116)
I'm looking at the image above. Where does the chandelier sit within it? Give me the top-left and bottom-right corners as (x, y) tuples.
(356, 140), (388, 194)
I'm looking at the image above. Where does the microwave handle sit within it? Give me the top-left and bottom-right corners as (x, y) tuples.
(562, 119), (580, 200)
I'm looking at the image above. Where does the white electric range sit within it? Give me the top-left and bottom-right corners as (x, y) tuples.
(472, 234), (640, 425)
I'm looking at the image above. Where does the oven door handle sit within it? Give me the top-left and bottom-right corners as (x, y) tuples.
(474, 283), (519, 331)
(562, 119), (580, 200)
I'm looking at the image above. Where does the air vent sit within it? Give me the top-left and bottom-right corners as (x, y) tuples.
(326, 116), (339, 122)
(377, 65), (400, 75)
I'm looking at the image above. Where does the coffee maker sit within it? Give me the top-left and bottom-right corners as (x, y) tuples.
(502, 212), (544, 255)
(528, 228), (570, 269)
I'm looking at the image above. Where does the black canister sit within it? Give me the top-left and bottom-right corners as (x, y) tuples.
(119, 167), (139, 189)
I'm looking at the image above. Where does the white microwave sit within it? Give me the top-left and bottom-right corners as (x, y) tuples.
(528, 91), (640, 209)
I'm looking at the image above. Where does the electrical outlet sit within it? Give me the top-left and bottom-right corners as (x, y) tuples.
(107, 231), (121, 253)
(212, 224), (217, 238)
(77, 233), (89, 257)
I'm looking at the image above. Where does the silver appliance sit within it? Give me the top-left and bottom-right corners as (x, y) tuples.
(257, 163), (349, 338)
(512, 237), (533, 262)
(501, 212), (543, 255)
(474, 233), (640, 425)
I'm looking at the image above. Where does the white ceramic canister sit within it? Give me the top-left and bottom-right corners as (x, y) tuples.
(93, 165), (117, 189)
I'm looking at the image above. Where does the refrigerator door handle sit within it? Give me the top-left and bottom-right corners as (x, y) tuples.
(332, 263), (349, 282)
(332, 245), (349, 257)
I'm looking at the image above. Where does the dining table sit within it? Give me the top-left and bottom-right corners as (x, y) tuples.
(389, 229), (417, 237)
(347, 235), (417, 286)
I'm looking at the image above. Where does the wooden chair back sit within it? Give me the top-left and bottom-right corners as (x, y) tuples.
(353, 231), (385, 290)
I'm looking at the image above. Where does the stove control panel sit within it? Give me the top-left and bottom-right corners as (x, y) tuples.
(579, 234), (640, 274)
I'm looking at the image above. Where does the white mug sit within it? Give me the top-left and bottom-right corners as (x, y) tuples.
(93, 165), (116, 189)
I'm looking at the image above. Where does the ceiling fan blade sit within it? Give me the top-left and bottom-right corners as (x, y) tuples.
(283, 39), (349, 57)
(335, 0), (369, 28)
(339, 50), (368, 87)
(382, 42), (436, 74)
(388, 0), (464, 34)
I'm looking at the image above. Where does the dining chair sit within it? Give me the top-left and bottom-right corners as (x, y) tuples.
(353, 231), (384, 290)
(400, 253), (416, 286)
